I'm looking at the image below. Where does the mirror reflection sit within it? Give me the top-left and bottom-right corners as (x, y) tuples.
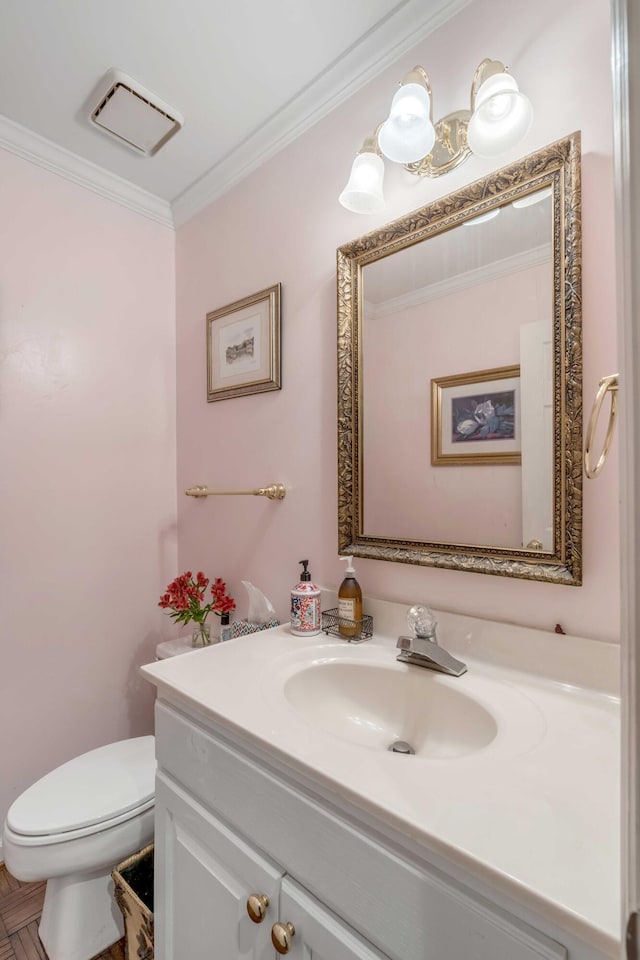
(362, 188), (553, 551)
(337, 134), (582, 584)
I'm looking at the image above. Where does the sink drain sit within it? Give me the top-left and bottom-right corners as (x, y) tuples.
(388, 740), (415, 755)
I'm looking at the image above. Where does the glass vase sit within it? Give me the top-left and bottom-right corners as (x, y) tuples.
(191, 621), (211, 647)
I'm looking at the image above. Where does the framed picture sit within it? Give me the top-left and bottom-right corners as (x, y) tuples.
(431, 365), (521, 466)
(207, 283), (281, 401)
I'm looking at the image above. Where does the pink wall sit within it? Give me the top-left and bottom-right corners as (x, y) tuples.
(176, 0), (618, 642)
(0, 150), (177, 829)
(363, 263), (550, 544)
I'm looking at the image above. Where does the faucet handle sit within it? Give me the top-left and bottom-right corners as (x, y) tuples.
(407, 605), (437, 640)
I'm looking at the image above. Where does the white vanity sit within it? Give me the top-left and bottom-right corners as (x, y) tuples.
(140, 597), (620, 960)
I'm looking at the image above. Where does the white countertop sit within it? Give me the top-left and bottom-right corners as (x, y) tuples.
(141, 600), (620, 956)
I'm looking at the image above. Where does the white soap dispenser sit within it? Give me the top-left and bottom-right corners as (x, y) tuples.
(290, 560), (321, 637)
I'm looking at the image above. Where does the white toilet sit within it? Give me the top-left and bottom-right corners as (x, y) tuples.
(2, 736), (156, 960)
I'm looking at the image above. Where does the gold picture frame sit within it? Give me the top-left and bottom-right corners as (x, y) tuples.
(432, 365), (521, 466)
(207, 283), (281, 401)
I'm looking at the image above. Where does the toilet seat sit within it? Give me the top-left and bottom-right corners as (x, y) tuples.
(7, 736), (155, 844)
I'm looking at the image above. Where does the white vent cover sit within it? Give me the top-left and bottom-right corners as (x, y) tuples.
(89, 69), (183, 156)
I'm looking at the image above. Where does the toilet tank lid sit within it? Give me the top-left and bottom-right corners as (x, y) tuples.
(7, 736), (156, 837)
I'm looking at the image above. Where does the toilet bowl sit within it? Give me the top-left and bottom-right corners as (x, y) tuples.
(2, 736), (156, 960)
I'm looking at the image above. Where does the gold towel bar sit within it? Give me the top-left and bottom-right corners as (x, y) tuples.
(185, 484), (286, 500)
(584, 374), (619, 479)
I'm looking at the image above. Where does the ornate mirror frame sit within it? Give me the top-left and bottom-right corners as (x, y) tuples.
(336, 133), (582, 585)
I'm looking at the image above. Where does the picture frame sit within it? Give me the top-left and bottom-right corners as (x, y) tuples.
(206, 283), (281, 401)
(431, 365), (521, 466)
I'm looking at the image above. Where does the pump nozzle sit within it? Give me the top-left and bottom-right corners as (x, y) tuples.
(339, 555), (356, 576)
(299, 559), (311, 581)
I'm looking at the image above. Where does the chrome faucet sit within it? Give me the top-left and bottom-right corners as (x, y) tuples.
(396, 605), (467, 677)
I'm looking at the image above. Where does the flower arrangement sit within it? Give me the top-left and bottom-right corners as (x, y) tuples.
(159, 572), (236, 645)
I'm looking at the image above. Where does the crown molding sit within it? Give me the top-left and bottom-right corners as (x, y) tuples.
(364, 243), (553, 319)
(0, 113), (174, 228)
(0, 0), (471, 230)
(171, 0), (473, 227)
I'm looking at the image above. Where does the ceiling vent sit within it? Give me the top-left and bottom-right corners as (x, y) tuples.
(89, 69), (183, 156)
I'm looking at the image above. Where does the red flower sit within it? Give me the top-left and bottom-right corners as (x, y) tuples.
(210, 578), (236, 615)
(158, 571), (235, 628)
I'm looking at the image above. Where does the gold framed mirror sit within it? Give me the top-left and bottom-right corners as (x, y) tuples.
(337, 133), (582, 584)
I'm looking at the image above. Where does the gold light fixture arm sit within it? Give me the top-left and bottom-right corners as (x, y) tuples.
(185, 484), (286, 500)
(470, 58), (507, 110)
(402, 66), (433, 113)
(584, 374), (619, 479)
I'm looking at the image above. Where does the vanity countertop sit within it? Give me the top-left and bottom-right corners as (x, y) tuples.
(141, 605), (620, 957)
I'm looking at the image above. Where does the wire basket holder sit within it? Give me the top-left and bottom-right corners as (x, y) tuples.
(321, 607), (373, 643)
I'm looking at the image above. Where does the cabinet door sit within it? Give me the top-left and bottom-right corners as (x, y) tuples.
(277, 877), (389, 960)
(155, 772), (282, 960)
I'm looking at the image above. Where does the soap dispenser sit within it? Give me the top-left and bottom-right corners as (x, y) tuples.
(219, 612), (232, 643)
(290, 560), (321, 637)
(338, 556), (362, 638)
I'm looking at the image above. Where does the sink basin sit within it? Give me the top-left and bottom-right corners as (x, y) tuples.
(284, 661), (498, 758)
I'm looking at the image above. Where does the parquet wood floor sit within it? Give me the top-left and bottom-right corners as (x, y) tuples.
(0, 864), (125, 960)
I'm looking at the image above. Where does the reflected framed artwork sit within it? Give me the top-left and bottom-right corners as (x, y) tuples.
(431, 365), (521, 466)
(207, 283), (281, 401)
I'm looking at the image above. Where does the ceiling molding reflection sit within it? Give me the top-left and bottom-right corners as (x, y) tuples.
(364, 243), (553, 319)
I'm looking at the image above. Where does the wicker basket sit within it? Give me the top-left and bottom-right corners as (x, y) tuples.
(112, 844), (154, 960)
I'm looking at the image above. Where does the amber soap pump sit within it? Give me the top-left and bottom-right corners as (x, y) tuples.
(338, 556), (363, 638)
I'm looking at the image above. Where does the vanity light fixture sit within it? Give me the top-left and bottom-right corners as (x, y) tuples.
(377, 67), (435, 164)
(338, 134), (385, 214)
(339, 59), (533, 214)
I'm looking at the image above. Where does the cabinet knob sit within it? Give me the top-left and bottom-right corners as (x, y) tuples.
(271, 921), (295, 954)
(246, 893), (269, 923)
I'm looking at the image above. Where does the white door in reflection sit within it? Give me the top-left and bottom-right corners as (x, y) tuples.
(520, 321), (554, 551)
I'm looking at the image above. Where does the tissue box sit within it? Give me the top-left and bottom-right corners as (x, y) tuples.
(231, 618), (280, 638)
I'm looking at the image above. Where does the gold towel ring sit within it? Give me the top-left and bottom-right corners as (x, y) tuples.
(584, 374), (619, 479)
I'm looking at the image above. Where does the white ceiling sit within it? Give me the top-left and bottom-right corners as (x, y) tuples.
(0, 0), (469, 227)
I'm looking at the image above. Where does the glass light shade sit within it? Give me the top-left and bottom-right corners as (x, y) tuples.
(377, 82), (435, 164)
(338, 152), (385, 214)
(467, 72), (533, 159)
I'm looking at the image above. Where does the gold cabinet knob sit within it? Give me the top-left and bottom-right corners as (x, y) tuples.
(246, 893), (269, 923)
(271, 921), (295, 954)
